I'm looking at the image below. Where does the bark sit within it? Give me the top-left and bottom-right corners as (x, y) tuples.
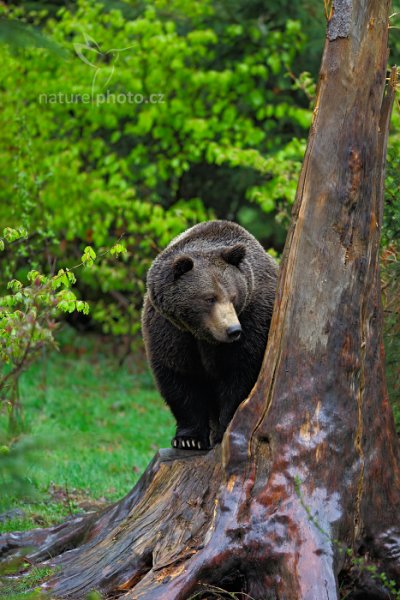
(1, 1), (400, 598)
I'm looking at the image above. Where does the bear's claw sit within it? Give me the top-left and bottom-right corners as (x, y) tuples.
(172, 436), (210, 451)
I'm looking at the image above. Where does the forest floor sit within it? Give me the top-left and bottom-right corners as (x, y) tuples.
(0, 329), (173, 599)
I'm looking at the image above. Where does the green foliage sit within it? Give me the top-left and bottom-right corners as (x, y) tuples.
(0, 0), (311, 341)
(382, 11), (400, 422)
(0, 229), (95, 433)
(85, 592), (102, 600)
(382, 93), (400, 423)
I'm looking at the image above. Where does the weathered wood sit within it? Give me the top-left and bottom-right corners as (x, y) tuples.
(1, 2), (399, 598)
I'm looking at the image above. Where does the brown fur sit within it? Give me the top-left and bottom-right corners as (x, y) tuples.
(142, 220), (278, 449)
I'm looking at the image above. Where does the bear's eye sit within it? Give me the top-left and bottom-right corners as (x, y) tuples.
(204, 296), (217, 305)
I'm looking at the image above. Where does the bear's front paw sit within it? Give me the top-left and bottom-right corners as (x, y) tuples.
(172, 435), (210, 451)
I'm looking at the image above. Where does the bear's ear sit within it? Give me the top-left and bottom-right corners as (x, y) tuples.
(221, 244), (246, 267)
(173, 255), (194, 280)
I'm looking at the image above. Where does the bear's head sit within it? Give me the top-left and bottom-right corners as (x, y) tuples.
(148, 244), (253, 344)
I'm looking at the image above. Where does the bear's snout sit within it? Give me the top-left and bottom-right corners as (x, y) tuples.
(226, 323), (242, 341)
(204, 301), (242, 343)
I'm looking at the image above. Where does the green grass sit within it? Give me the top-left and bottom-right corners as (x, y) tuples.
(0, 331), (174, 597)
(0, 566), (54, 600)
(0, 330), (174, 532)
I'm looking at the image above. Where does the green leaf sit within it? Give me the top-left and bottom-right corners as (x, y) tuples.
(7, 279), (23, 291)
(81, 246), (97, 268)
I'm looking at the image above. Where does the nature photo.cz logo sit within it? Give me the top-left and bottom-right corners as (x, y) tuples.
(39, 30), (165, 106)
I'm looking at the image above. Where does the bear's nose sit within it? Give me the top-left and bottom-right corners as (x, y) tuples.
(226, 324), (242, 340)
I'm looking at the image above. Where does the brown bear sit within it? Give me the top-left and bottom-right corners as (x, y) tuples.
(142, 220), (278, 450)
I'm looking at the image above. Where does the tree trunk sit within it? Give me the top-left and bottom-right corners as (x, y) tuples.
(1, 2), (399, 598)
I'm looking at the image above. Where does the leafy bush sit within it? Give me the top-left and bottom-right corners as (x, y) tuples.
(0, 225), (126, 433)
(0, 0), (310, 342)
